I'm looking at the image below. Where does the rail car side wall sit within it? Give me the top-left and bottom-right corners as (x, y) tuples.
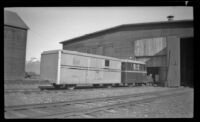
(40, 53), (59, 84)
(60, 53), (87, 84)
(86, 58), (121, 84)
(121, 72), (146, 83)
(121, 62), (147, 84)
(59, 52), (121, 84)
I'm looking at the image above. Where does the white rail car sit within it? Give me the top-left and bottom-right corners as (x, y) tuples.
(40, 50), (122, 88)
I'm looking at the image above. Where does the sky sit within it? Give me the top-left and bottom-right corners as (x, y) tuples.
(4, 7), (193, 61)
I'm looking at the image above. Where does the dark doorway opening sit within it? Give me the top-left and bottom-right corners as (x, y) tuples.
(147, 67), (159, 82)
(180, 37), (193, 87)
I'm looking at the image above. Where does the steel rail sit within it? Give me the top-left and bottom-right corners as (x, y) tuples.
(48, 90), (192, 118)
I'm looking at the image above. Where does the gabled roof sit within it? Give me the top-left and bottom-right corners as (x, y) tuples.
(60, 20), (193, 44)
(4, 10), (29, 29)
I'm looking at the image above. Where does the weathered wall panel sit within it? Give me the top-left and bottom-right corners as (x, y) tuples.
(167, 36), (180, 87)
(134, 37), (166, 56)
(4, 26), (27, 80)
(136, 56), (167, 67)
(159, 67), (167, 82)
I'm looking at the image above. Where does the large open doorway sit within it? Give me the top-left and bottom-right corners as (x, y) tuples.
(180, 37), (193, 87)
(147, 67), (159, 82)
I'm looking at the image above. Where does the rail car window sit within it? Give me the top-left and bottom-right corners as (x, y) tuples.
(140, 64), (142, 71)
(140, 64), (143, 71)
(141, 64), (146, 71)
(121, 63), (126, 70)
(131, 63), (134, 70)
(138, 64), (141, 70)
(134, 64), (137, 70)
(131, 63), (134, 71)
(126, 63), (130, 70)
(105, 60), (110, 67)
(136, 64), (140, 70)
(143, 65), (146, 71)
(129, 63), (133, 70)
(144, 65), (146, 71)
(133, 64), (136, 70)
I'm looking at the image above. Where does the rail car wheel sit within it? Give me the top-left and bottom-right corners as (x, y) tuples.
(104, 84), (112, 88)
(67, 85), (76, 90)
(93, 84), (100, 88)
(123, 83), (128, 87)
(53, 83), (61, 89)
(130, 83), (135, 87)
(68, 87), (75, 90)
(114, 84), (120, 87)
(127, 83), (132, 87)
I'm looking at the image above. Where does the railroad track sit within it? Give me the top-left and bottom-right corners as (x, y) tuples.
(5, 87), (192, 118)
(4, 85), (146, 94)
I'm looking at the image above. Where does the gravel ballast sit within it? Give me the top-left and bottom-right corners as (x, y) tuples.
(5, 86), (178, 106)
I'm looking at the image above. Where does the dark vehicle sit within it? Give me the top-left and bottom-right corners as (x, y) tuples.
(121, 59), (150, 86)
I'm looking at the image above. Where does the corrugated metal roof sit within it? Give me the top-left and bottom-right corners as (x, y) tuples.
(4, 10), (29, 29)
(60, 20), (193, 44)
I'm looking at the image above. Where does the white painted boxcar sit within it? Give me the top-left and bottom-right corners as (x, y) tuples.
(40, 50), (122, 87)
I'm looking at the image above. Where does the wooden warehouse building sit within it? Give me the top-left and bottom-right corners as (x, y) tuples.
(4, 11), (29, 80)
(60, 19), (193, 87)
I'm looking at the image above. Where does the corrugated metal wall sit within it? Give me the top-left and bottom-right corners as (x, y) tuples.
(4, 26), (27, 80)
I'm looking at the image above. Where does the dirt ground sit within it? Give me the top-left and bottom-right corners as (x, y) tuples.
(83, 90), (193, 118)
(4, 86), (193, 118)
(5, 86), (173, 106)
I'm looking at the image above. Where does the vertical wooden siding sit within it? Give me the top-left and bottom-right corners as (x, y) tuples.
(167, 36), (180, 87)
(134, 37), (166, 56)
(4, 26), (27, 80)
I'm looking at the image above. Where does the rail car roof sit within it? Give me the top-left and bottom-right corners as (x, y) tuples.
(4, 10), (29, 30)
(121, 59), (146, 64)
(42, 50), (122, 61)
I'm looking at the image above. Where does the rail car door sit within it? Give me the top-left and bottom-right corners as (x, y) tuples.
(167, 36), (180, 87)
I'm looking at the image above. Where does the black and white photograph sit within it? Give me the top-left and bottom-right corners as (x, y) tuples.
(4, 6), (194, 118)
